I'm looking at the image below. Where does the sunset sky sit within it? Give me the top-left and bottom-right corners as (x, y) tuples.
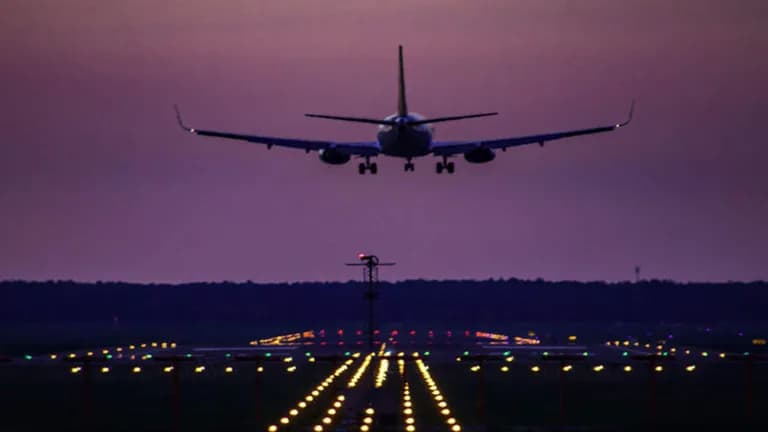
(2, 0), (766, 283)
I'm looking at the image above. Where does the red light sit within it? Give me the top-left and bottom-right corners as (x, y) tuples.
(358, 253), (366, 259)
(374, 329), (380, 335)
(409, 330), (416, 336)
(337, 329), (344, 336)
(391, 330), (399, 336)
(356, 330), (362, 336)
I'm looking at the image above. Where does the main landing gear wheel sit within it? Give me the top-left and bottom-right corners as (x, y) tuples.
(358, 161), (378, 175)
(436, 161), (455, 174)
(404, 162), (415, 172)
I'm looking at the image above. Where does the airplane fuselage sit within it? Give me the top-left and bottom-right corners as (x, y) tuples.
(377, 113), (433, 158)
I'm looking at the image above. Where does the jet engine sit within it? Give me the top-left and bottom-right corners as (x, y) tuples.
(463, 147), (495, 163)
(318, 148), (351, 165)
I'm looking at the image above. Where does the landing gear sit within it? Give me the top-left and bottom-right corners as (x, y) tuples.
(358, 158), (378, 175)
(404, 158), (415, 172)
(436, 158), (455, 174)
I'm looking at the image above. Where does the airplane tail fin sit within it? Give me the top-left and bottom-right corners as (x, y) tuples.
(305, 46), (498, 127)
(398, 45), (408, 117)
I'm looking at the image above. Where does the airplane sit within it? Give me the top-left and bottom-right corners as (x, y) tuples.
(175, 46), (633, 175)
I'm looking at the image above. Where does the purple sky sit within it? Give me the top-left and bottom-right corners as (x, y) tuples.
(1, 1), (767, 283)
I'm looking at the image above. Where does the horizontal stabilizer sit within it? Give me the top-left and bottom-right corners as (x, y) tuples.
(305, 114), (397, 126)
(407, 112), (498, 126)
(306, 112), (498, 127)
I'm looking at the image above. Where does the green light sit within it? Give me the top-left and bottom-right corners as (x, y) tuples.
(744, 352), (750, 356)
(185, 353), (191, 358)
(225, 353), (231, 358)
(503, 351), (511, 357)
(424, 351), (430, 356)
(582, 352), (589, 357)
(106, 354), (113, 359)
(344, 351), (351, 357)
(265, 352), (272, 357)
(146, 354), (152, 359)
(543, 352), (549, 356)
(24, 354), (32, 361)
(662, 352), (668, 357)
(305, 352), (311, 357)
(463, 351), (469, 356)
(622, 352), (628, 357)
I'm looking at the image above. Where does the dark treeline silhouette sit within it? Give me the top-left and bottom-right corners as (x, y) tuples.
(1, 279), (765, 324)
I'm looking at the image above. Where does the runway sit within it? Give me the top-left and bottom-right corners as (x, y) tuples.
(1, 325), (766, 431)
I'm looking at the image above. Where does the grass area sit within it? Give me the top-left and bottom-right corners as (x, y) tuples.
(430, 360), (768, 431)
(0, 362), (333, 432)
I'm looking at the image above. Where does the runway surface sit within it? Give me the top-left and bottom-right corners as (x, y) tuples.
(2, 326), (767, 431)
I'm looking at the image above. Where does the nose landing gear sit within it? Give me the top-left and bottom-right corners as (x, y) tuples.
(404, 158), (415, 172)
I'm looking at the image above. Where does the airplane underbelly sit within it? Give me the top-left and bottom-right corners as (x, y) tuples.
(378, 128), (431, 157)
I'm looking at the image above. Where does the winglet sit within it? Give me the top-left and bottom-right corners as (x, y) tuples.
(617, 99), (635, 128)
(174, 105), (195, 133)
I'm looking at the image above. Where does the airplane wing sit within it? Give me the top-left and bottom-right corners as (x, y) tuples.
(431, 102), (634, 156)
(174, 106), (380, 156)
